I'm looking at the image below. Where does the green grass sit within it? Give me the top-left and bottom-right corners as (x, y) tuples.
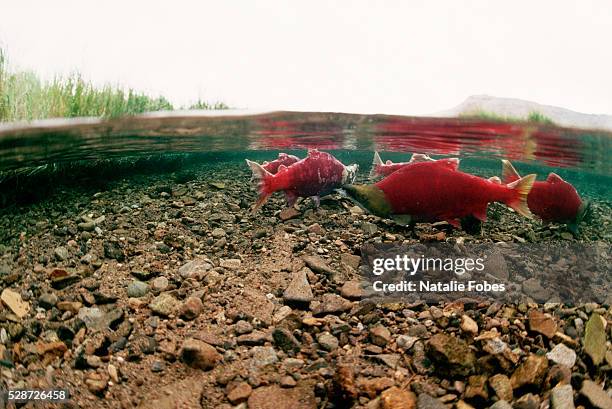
(460, 110), (555, 125)
(0, 48), (227, 122)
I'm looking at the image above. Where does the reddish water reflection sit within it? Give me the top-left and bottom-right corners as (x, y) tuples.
(248, 115), (586, 168)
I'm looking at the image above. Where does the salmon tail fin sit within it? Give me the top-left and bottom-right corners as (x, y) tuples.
(369, 151), (383, 179)
(506, 173), (536, 218)
(501, 159), (521, 183)
(246, 159), (275, 212)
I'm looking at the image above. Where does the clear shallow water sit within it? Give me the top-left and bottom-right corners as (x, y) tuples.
(0, 111), (610, 202)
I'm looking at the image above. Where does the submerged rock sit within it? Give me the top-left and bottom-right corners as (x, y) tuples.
(546, 343), (577, 368)
(583, 313), (606, 366)
(528, 310), (557, 338)
(426, 333), (475, 377)
(579, 380), (612, 409)
(283, 269), (313, 305)
(180, 338), (221, 370)
(510, 354), (548, 389)
(1, 288), (30, 318)
(149, 293), (180, 317)
(247, 381), (316, 409)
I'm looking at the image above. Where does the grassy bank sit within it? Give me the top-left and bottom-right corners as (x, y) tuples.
(0, 48), (228, 122)
(460, 109), (555, 124)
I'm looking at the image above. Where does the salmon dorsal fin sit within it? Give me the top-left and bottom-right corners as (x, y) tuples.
(446, 158), (460, 170)
(546, 173), (564, 183)
(278, 153), (288, 159)
(385, 160), (393, 165)
(501, 160), (521, 183)
(409, 153), (434, 164)
(307, 148), (320, 157)
(372, 151), (383, 166)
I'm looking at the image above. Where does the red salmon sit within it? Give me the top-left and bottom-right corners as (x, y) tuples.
(501, 160), (590, 233)
(247, 149), (358, 211)
(369, 151), (460, 179)
(344, 161), (535, 227)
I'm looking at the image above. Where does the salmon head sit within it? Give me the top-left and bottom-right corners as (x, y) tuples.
(341, 184), (392, 218)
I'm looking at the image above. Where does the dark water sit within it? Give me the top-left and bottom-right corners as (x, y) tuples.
(0, 111), (610, 203)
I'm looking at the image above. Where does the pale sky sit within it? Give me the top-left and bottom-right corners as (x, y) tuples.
(1, 0), (611, 115)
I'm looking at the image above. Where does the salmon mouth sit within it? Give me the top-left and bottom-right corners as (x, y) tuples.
(568, 200), (592, 235)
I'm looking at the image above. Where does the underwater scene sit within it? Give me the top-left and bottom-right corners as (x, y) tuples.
(0, 112), (611, 408)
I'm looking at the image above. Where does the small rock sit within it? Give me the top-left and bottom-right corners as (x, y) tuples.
(361, 222), (378, 235)
(38, 293), (59, 310)
(370, 325), (391, 347)
(546, 343), (577, 368)
(180, 338), (221, 370)
(489, 401), (512, 409)
(280, 207), (300, 221)
(108, 364), (119, 384)
(528, 310), (557, 338)
(426, 333), (475, 377)
(551, 384), (575, 409)
(380, 386), (416, 409)
(151, 276), (169, 292)
(54, 246), (69, 261)
(151, 360), (165, 372)
(283, 269), (313, 305)
(460, 315), (478, 334)
(583, 313), (606, 366)
(417, 393), (446, 409)
(56, 300), (82, 314)
(317, 332), (339, 351)
(127, 280), (149, 298)
(272, 328), (301, 353)
(280, 376), (297, 388)
(179, 297), (203, 320)
(250, 346), (278, 369)
(85, 373), (108, 394)
(312, 294), (352, 316)
(397, 335), (418, 350)
(209, 181), (225, 189)
(78, 221), (95, 231)
(340, 253), (361, 270)
(465, 375), (488, 400)
(211, 228), (226, 238)
(227, 382), (252, 404)
(302, 255), (335, 276)
(510, 354), (548, 389)
(247, 382), (316, 409)
(340, 281), (366, 300)
(513, 393), (540, 409)
(103, 241), (124, 261)
(235, 320), (253, 335)
(149, 293), (180, 317)
(579, 380), (612, 409)
(488, 374), (513, 402)
(178, 260), (212, 279)
(1, 289), (30, 318)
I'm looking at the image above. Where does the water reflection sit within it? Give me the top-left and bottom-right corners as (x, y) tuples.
(0, 111), (609, 174)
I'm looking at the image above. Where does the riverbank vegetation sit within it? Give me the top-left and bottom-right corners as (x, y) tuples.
(0, 48), (228, 122)
(461, 109), (555, 124)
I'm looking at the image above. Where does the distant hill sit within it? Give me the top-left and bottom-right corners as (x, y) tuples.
(433, 95), (612, 131)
